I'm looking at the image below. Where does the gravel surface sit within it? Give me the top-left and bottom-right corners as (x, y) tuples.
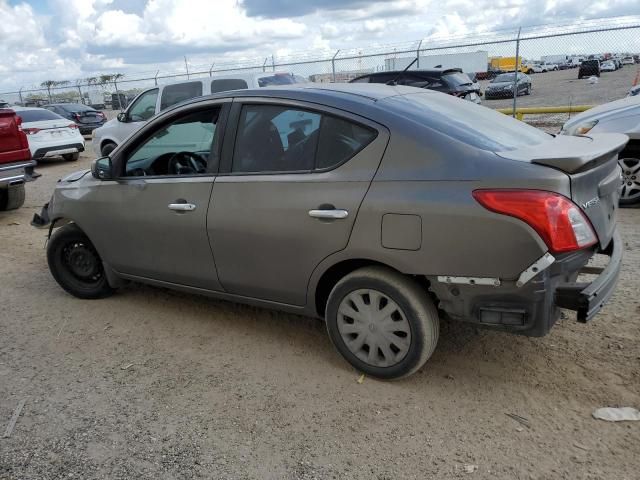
(1, 144), (639, 480)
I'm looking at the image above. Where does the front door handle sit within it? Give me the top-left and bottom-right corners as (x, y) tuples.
(168, 203), (196, 212)
(308, 209), (349, 219)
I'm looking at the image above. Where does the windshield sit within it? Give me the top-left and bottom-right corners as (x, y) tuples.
(442, 72), (473, 87)
(17, 109), (64, 122)
(492, 74), (516, 83)
(257, 74), (297, 87)
(384, 92), (550, 152)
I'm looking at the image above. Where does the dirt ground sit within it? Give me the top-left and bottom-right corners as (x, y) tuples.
(1, 144), (639, 480)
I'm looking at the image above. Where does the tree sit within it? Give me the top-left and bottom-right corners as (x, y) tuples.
(40, 79), (70, 102)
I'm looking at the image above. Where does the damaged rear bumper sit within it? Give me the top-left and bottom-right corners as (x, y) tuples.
(555, 229), (622, 323)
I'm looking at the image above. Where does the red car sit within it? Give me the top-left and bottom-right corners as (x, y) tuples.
(0, 108), (38, 210)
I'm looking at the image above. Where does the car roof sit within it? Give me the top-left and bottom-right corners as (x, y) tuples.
(353, 68), (463, 80)
(11, 106), (47, 111)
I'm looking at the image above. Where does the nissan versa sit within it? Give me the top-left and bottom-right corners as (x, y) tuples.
(32, 84), (624, 379)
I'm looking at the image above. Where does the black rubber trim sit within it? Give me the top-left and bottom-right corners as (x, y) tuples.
(33, 143), (84, 159)
(555, 229), (623, 323)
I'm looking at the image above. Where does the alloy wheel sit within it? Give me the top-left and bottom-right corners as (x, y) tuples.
(619, 158), (640, 203)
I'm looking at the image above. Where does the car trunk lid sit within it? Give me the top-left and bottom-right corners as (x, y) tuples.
(73, 111), (103, 124)
(496, 133), (628, 248)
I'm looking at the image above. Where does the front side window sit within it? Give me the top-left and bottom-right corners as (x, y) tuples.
(232, 104), (376, 174)
(128, 89), (158, 122)
(124, 108), (219, 177)
(211, 79), (248, 94)
(160, 82), (203, 111)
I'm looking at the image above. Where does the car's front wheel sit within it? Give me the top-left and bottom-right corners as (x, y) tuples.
(325, 266), (439, 379)
(619, 156), (640, 206)
(47, 224), (115, 299)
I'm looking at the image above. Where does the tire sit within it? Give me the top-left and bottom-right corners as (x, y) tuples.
(63, 152), (80, 161)
(325, 266), (439, 380)
(526, 85), (531, 95)
(47, 224), (115, 299)
(0, 183), (26, 211)
(100, 142), (117, 157)
(619, 155), (640, 206)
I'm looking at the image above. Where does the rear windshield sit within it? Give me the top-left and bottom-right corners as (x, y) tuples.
(384, 92), (550, 152)
(442, 72), (473, 86)
(257, 74), (297, 87)
(17, 109), (63, 122)
(492, 74), (518, 82)
(582, 60), (599, 66)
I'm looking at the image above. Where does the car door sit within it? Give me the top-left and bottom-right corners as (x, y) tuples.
(207, 99), (389, 306)
(117, 88), (159, 143)
(85, 101), (229, 290)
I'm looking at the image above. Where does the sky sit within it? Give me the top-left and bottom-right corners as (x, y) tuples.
(0, 0), (639, 94)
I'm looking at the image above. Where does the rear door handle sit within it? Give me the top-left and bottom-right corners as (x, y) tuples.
(308, 209), (349, 219)
(168, 203), (196, 212)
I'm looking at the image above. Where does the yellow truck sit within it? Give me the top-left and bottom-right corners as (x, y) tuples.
(489, 56), (527, 73)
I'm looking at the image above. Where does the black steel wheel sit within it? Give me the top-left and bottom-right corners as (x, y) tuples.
(47, 224), (114, 299)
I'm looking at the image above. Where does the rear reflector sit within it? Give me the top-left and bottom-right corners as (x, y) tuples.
(68, 124), (78, 129)
(473, 189), (597, 253)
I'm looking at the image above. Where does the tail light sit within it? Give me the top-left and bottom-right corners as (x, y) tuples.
(15, 116), (30, 149)
(73, 113), (81, 120)
(473, 189), (597, 253)
(23, 127), (41, 135)
(68, 123), (78, 129)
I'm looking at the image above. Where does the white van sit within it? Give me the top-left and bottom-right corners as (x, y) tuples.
(92, 72), (305, 156)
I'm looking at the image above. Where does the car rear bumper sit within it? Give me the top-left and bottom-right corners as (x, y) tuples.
(0, 160), (38, 186)
(33, 143), (84, 159)
(555, 229), (622, 323)
(77, 123), (105, 134)
(429, 228), (622, 337)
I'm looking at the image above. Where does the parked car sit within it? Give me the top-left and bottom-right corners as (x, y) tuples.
(561, 94), (639, 205)
(93, 72), (304, 157)
(628, 85), (640, 97)
(578, 60), (600, 78)
(622, 56), (635, 65)
(43, 103), (106, 135)
(13, 107), (85, 161)
(33, 84), (623, 379)
(484, 72), (531, 99)
(542, 63), (559, 71)
(601, 61), (617, 72)
(0, 100), (9, 108)
(0, 109), (37, 210)
(350, 68), (482, 104)
(523, 63), (546, 74)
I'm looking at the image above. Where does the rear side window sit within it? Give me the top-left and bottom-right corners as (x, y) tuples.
(316, 116), (377, 170)
(232, 104), (376, 173)
(160, 82), (203, 110)
(211, 79), (248, 93)
(17, 109), (64, 122)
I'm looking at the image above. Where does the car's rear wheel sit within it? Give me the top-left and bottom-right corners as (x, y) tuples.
(0, 183), (25, 211)
(619, 157), (640, 206)
(100, 142), (117, 157)
(325, 266), (439, 379)
(63, 153), (79, 161)
(47, 224), (114, 299)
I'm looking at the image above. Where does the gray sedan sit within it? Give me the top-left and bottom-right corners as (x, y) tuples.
(485, 72), (532, 99)
(33, 84), (623, 379)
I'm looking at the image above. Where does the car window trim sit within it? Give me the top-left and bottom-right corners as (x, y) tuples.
(111, 100), (230, 180)
(219, 98), (379, 176)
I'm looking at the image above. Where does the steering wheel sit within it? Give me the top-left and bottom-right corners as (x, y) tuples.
(167, 151), (207, 175)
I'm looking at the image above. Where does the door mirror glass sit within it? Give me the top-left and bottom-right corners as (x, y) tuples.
(91, 156), (113, 180)
(117, 112), (127, 122)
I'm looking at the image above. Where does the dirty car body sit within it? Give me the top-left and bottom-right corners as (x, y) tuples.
(34, 84), (624, 379)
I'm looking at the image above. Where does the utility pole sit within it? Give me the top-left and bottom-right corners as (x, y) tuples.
(184, 56), (190, 79)
(512, 27), (522, 118)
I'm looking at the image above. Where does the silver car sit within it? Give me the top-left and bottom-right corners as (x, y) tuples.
(33, 84), (624, 379)
(562, 94), (640, 205)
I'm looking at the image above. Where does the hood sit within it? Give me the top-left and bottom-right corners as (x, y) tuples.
(563, 95), (640, 131)
(60, 169), (91, 183)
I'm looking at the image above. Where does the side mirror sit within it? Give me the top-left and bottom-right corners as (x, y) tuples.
(91, 156), (113, 180)
(117, 112), (127, 122)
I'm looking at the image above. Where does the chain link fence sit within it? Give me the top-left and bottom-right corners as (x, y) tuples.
(1, 16), (639, 131)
